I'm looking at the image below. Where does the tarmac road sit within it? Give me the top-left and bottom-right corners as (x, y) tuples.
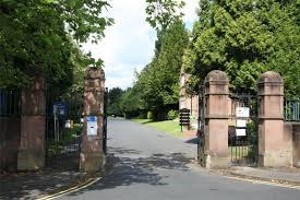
(60, 118), (300, 200)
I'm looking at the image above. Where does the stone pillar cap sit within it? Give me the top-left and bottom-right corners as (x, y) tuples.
(205, 70), (229, 83)
(258, 71), (283, 84)
(85, 67), (105, 80)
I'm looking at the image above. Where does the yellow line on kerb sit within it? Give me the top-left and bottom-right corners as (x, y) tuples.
(37, 177), (102, 200)
(227, 176), (300, 190)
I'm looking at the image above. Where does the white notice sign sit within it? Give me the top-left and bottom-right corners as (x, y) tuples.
(87, 116), (98, 136)
(236, 107), (250, 118)
(236, 120), (247, 128)
(236, 128), (246, 136)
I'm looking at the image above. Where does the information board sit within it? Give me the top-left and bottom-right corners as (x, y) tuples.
(87, 116), (98, 136)
(53, 102), (68, 116)
(236, 107), (250, 118)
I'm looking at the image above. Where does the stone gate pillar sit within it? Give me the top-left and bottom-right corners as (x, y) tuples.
(17, 75), (46, 170)
(258, 71), (291, 166)
(204, 70), (229, 169)
(80, 67), (106, 173)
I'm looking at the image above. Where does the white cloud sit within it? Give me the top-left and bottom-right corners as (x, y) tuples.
(183, 0), (199, 23)
(82, 0), (198, 90)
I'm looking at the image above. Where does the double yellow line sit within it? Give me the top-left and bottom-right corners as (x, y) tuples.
(37, 177), (102, 200)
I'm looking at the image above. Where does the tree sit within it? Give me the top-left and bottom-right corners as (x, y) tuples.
(121, 0), (190, 120)
(264, 0), (300, 96)
(135, 19), (189, 120)
(108, 87), (124, 117)
(145, 0), (185, 31)
(184, 0), (300, 95)
(0, 0), (113, 89)
(119, 87), (144, 119)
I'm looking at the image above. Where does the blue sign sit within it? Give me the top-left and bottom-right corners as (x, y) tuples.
(87, 116), (98, 136)
(53, 102), (68, 116)
(87, 116), (97, 122)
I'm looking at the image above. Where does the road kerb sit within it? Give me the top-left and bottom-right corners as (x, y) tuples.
(189, 160), (300, 190)
(224, 172), (300, 190)
(225, 174), (300, 190)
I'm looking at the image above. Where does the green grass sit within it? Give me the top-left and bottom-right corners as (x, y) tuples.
(229, 146), (249, 158)
(133, 118), (183, 137)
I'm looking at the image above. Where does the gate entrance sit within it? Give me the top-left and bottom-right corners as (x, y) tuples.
(228, 94), (258, 166)
(45, 89), (83, 170)
(197, 79), (259, 167)
(45, 87), (109, 170)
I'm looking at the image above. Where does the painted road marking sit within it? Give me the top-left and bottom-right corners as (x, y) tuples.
(37, 177), (102, 200)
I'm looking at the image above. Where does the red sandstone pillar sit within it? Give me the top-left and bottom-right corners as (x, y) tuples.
(204, 70), (229, 168)
(17, 75), (46, 170)
(258, 71), (291, 166)
(80, 67), (106, 173)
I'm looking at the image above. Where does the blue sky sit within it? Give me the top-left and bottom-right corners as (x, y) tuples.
(82, 0), (198, 90)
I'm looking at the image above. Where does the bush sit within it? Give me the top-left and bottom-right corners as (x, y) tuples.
(167, 110), (178, 120)
(147, 111), (153, 120)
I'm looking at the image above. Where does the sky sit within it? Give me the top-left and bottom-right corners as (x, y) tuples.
(82, 0), (199, 90)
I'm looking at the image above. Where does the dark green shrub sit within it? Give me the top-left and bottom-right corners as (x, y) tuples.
(167, 110), (178, 120)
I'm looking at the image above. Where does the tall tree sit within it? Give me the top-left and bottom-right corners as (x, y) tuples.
(145, 0), (185, 31)
(119, 86), (144, 119)
(136, 19), (189, 120)
(0, 0), (113, 89)
(108, 87), (124, 117)
(184, 0), (300, 95)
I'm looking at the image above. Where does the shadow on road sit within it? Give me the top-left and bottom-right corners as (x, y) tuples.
(0, 170), (83, 200)
(69, 147), (193, 197)
(185, 137), (198, 144)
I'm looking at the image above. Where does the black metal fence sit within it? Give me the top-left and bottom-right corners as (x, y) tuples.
(284, 98), (300, 121)
(0, 90), (21, 117)
(0, 90), (21, 172)
(228, 94), (258, 166)
(45, 89), (83, 170)
(103, 88), (108, 154)
(1, 87), (108, 172)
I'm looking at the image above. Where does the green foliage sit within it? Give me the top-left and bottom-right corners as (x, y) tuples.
(184, 0), (300, 95)
(133, 20), (189, 120)
(145, 0), (185, 31)
(119, 87), (144, 119)
(0, 0), (113, 89)
(114, 2), (191, 120)
(108, 87), (124, 117)
(110, 0), (190, 120)
(167, 109), (178, 120)
(147, 111), (153, 120)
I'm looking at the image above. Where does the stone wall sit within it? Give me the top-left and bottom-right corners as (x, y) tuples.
(284, 122), (300, 167)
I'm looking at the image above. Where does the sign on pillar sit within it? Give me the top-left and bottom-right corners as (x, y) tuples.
(87, 116), (98, 136)
(80, 67), (106, 173)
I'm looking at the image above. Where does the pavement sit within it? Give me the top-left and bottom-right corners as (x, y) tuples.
(1, 120), (300, 199)
(0, 170), (88, 200)
(212, 166), (300, 187)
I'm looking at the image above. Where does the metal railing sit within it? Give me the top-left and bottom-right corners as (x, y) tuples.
(0, 90), (21, 117)
(284, 98), (300, 121)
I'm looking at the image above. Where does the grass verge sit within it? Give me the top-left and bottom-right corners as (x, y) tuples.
(133, 118), (183, 137)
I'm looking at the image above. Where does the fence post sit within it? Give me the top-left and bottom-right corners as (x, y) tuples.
(17, 74), (46, 170)
(258, 71), (291, 166)
(80, 67), (106, 173)
(203, 70), (229, 169)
